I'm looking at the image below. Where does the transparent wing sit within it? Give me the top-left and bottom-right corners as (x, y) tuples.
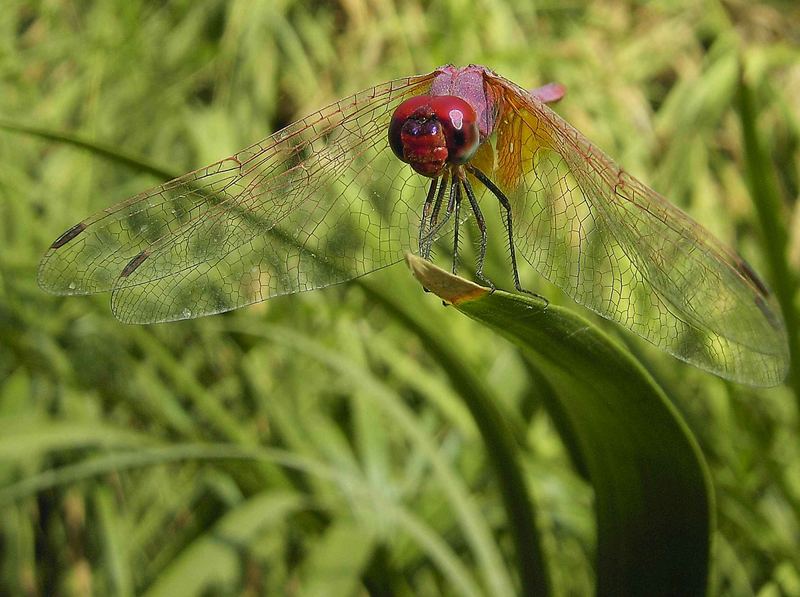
(39, 73), (436, 323)
(484, 72), (788, 386)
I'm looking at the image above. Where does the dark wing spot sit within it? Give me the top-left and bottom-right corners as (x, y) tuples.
(121, 250), (150, 277)
(737, 258), (770, 297)
(50, 222), (87, 249)
(755, 294), (784, 331)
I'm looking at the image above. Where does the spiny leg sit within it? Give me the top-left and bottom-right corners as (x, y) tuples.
(424, 174), (457, 259)
(418, 177), (439, 254)
(461, 174), (494, 290)
(422, 172), (450, 260)
(468, 165), (546, 302)
(450, 177), (462, 275)
(429, 171), (449, 226)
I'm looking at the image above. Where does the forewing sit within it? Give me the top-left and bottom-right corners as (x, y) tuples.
(484, 73), (788, 386)
(39, 73), (436, 323)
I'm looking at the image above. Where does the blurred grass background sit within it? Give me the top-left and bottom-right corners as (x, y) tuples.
(1, 0), (799, 595)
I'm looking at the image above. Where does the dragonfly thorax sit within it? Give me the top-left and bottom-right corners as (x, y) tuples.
(388, 95), (480, 177)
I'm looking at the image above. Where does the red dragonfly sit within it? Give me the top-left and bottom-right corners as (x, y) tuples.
(38, 64), (788, 386)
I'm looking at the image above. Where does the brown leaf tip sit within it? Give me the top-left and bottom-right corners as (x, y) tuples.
(405, 253), (489, 305)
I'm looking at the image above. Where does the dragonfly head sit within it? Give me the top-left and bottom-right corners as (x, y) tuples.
(389, 95), (480, 177)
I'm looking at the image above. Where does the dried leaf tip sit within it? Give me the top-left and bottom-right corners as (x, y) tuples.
(405, 253), (489, 305)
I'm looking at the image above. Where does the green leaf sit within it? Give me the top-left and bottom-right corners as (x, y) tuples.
(143, 491), (308, 597)
(407, 254), (713, 597)
(298, 519), (376, 597)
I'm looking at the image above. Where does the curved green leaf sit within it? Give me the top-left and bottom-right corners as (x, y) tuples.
(407, 254), (713, 597)
(144, 491), (307, 597)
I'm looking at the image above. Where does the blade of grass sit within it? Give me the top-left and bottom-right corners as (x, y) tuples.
(296, 519), (375, 597)
(143, 491), (307, 597)
(736, 60), (799, 398)
(0, 419), (156, 460)
(94, 486), (134, 597)
(0, 119), (173, 180)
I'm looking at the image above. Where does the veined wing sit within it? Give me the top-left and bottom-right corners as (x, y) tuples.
(484, 71), (788, 386)
(39, 72), (436, 323)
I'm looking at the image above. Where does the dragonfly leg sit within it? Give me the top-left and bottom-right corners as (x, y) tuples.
(450, 177), (462, 275)
(468, 165), (548, 305)
(422, 172), (450, 260)
(418, 177), (439, 255)
(461, 174), (494, 291)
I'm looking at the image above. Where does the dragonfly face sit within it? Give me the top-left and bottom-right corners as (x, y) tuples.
(388, 95), (481, 176)
(38, 64), (789, 386)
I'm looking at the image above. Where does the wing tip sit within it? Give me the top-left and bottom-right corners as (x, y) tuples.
(38, 222), (91, 295)
(36, 258), (80, 296)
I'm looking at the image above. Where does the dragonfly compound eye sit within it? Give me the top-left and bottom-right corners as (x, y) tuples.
(389, 95), (480, 177)
(428, 95), (480, 164)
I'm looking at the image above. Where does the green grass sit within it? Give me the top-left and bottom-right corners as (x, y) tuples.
(2, 1), (799, 595)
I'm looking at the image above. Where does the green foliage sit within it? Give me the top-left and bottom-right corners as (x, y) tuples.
(1, 1), (799, 596)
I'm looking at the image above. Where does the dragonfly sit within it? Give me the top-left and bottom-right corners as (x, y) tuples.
(38, 64), (788, 386)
